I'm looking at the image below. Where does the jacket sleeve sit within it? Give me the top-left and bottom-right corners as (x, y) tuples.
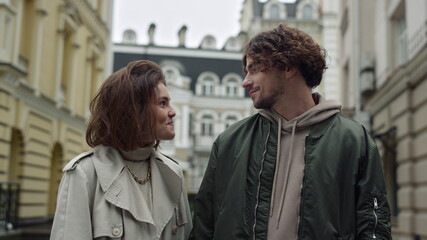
(355, 131), (392, 239)
(191, 139), (219, 240)
(50, 164), (93, 240)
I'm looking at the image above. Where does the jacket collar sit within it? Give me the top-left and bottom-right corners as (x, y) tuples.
(92, 145), (182, 227)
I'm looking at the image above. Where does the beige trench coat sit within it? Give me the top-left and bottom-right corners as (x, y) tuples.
(50, 145), (192, 240)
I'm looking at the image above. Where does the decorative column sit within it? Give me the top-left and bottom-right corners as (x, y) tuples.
(30, 0), (47, 96)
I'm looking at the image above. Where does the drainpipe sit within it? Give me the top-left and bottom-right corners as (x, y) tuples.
(352, 0), (371, 131)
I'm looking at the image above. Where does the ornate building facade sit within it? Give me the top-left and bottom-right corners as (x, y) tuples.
(338, 0), (427, 239)
(0, 0), (113, 230)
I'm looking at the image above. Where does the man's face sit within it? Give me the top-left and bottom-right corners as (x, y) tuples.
(242, 57), (284, 109)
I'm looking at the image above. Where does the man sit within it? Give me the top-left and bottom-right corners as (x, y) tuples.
(192, 24), (391, 239)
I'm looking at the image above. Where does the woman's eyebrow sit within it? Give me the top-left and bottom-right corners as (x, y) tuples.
(158, 96), (171, 101)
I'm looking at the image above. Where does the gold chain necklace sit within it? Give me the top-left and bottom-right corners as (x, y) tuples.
(123, 159), (151, 184)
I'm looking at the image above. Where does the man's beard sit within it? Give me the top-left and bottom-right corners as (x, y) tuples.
(253, 94), (276, 109)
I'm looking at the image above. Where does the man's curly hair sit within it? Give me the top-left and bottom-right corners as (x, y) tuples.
(243, 24), (328, 88)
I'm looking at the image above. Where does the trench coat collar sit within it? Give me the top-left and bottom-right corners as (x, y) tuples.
(92, 145), (182, 228)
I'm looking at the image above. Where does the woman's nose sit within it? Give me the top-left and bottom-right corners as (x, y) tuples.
(169, 107), (176, 118)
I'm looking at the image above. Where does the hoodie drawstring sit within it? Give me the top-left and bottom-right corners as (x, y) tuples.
(276, 120), (297, 228)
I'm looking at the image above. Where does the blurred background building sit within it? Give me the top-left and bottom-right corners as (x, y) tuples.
(338, 0), (427, 239)
(0, 0), (113, 238)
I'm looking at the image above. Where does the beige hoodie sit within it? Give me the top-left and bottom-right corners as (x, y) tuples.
(259, 93), (341, 240)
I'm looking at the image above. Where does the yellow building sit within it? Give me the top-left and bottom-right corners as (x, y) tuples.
(0, 0), (113, 229)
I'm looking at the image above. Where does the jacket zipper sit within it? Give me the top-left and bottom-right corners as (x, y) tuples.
(297, 135), (309, 240)
(373, 197), (378, 239)
(252, 128), (271, 240)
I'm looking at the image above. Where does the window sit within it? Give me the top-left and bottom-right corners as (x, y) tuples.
(391, 1), (407, 66)
(197, 72), (219, 96)
(302, 5), (313, 20)
(165, 69), (175, 81)
(228, 39), (236, 47)
(396, 16), (407, 65)
(202, 76), (214, 96)
(225, 115), (237, 129)
(224, 38), (240, 51)
(201, 115), (214, 136)
(60, 25), (74, 106)
(270, 5), (280, 19)
(206, 37), (213, 45)
(18, 0), (36, 72)
(0, 8), (14, 62)
(201, 35), (216, 49)
(123, 29), (137, 44)
(225, 78), (239, 97)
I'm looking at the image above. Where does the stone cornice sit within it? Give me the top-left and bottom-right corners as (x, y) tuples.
(365, 45), (427, 115)
(66, 0), (109, 45)
(1, 71), (87, 130)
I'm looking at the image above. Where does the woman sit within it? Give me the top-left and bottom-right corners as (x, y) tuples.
(50, 60), (192, 239)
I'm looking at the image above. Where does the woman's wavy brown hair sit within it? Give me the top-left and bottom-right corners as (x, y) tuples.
(86, 60), (166, 151)
(243, 24), (328, 88)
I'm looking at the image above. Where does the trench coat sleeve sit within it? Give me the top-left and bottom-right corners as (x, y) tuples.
(180, 176), (194, 239)
(191, 139), (219, 239)
(355, 130), (392, 239)
(50, 164), (93, 240)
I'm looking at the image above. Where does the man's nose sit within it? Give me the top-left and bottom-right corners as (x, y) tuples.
(242, 76), (253, 88)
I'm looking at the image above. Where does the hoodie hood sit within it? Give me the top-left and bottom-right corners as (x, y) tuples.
(259, 93), (342, 132)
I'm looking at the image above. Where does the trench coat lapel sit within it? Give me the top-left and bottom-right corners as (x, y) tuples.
(92, 146), (155, 225)
(151, 152), (182, 231)
(91, 145), (182, 229)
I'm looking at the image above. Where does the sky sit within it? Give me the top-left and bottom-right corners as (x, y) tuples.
(112, 0), (295, 49)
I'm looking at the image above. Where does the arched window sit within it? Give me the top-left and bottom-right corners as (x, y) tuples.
(201, 115), (214, 136)
(202, 76), (214, 96)
(197, 72), (219, 96)
(200, 35), (217, 49)
(165, 69), (176, 82)
(222, 73), (243, 97)
(225, 78), (239, 97)
(302, 5), (313, 20)
(123, 29), (137, 44)
(224, 37), (240, 51)
(270, 5), (280, 19)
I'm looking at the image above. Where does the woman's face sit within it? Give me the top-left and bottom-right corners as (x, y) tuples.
(151, 83), (176, 141)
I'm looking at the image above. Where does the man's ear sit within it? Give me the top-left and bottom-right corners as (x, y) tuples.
(285, 67), (298, 78)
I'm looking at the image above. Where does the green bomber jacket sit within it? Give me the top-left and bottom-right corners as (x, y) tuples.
(192, 113), (391, 240)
